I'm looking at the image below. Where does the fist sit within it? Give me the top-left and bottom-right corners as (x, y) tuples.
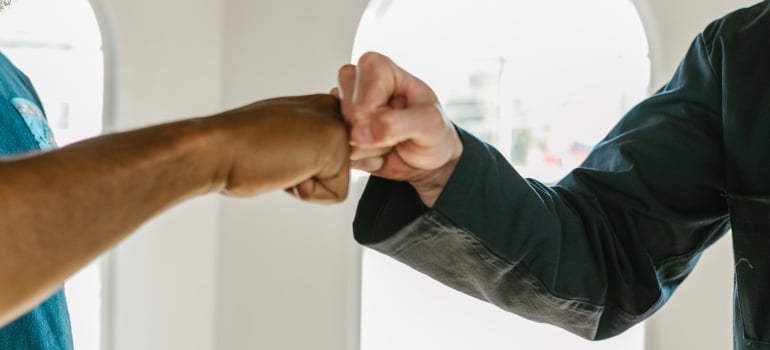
(203, 94), (350, 203)
(336, 52), (462, 206)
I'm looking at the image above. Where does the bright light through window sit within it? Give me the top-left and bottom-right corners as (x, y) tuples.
(354, 0), (650, 349)
(0, 1), (105, 350)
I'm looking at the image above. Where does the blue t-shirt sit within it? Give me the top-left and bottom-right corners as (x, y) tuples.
(0, 53), (74, 349)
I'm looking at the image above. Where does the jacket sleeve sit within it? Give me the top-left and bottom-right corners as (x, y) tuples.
(353, 20), (730, 340)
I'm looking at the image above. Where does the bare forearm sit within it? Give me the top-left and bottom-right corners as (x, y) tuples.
(0, 118), (222, 325)
(0, 93), (349, 327)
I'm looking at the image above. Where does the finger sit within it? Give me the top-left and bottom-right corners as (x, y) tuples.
(295, 170), (350, 203)
(350, 103), (443, 148)
(389, 95), (407, 109)
(352, 52), (400, 121)
(308, 142), (351, 203)
(353, 52), (439, 114)
(284, 186), (300, 199)
(338, 64), (357, 122)
(368, 151), (417, 180)
(293, 178), (315, 200)
(330, 87), (340, 97)
(351, 146), (392, 160)
(351, 157), (384, 172)
(316, 167), (350, 203)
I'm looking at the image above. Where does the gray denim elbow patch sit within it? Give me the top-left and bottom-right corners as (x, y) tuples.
(366, 211), (609, 340)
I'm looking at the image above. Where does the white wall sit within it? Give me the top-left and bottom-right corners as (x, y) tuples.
(215, 1), (367, 349)
(93, 0), (368, 349)
(86, 0), (759, 349)
(92, 1), (223, 350)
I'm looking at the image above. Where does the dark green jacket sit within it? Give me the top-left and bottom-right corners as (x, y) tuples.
(354, 2), (770, 349)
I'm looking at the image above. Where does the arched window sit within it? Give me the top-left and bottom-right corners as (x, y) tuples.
(0, 1), (106, 350)
(354, 0), (650, 349)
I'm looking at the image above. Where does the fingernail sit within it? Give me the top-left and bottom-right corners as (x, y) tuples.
(352, 157), (384, 172)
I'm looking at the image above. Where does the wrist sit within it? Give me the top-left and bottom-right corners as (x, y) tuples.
(410, 129), (463, 207)
(174, 117), (232, 195)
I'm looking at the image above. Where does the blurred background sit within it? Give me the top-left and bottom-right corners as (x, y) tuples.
(0, 0), (755, 349)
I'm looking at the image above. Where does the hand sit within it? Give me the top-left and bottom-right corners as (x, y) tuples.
(202, 94), (350, 203)
(337, 52), (462, 206)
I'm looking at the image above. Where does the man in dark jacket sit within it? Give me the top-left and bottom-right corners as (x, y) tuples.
(341, 2), (770, 349)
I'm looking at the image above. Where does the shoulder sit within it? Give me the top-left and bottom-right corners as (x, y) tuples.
(690, 2), (770, 78)
(720, 1), (770, 31)
(702, 1), (770, 48)
(0, 52), (37, 98)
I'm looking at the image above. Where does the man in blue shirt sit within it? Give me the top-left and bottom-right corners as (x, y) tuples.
(0, 52), (74, 350)
(0, 5), (350, 348)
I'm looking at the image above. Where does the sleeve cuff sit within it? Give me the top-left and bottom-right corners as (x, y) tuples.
(353, 127), (501, 246)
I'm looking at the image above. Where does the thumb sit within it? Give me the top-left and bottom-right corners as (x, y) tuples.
(351, 52), (416, 121)
(350, 103), (444, 148)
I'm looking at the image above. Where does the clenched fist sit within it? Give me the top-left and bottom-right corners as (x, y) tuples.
(336, 52), (463, 206)
(202, 94), (350, 203)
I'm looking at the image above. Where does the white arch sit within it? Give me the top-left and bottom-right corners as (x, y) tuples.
(627, 0), (664, 93)
(88, 0), (116, 133)
(82, 3), (117, 349)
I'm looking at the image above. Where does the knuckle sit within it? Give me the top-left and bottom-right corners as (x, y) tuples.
(338, 64), (356, 80)
(358, 51), (384, 67)
(309, 93), (339, 107)
(358, 52), (392, 78)
(322, 118), (348, 143)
